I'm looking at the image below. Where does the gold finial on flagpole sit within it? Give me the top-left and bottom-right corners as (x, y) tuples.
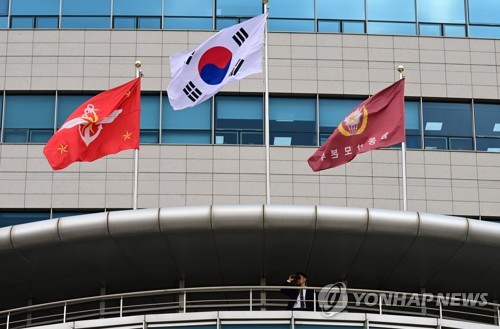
(397, 65), (405, 78)
(135, 60), (142, 69)
(262, 0), (268, 4)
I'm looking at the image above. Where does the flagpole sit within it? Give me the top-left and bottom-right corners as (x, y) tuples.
(133, 60), (142, 210)
(263, 0), (271, 204)
(398, 65), (408, 211)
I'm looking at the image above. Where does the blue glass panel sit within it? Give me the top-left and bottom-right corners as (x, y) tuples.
(424, 136), (448, 150)
(215, 131), (238, 144)
(423, 102), (471, 137)
(216, 0), (261, 16)
(57, 95), (94, 128)
(163, 96), (211, 130)
(62, 0), (111, 15)
(11, 17), (34, 28)
(3, 129), (28, 143)
(114, 0), (161, 15)
(37, 17), (59, 28)
(469, 0), (500, 24)
(270, 98), (316, 146)
(317, 0), (364, 20)
(367, 22), (416, 35)
(30, 130), (53, 143)
(269, 19), (314, 32)
(449, 137), (472, 150)
(0, 17), (8, 28)
(477, 138), (500, 152)
(475, 104), (500, 137)
(216, 18), (238, 30)
(114, 17), (136, 28)
(0, 0), (7, 15)
(297, 325), (364, 329)
(318, 20), (340, 32)
(418, 0), (465, 23)
(469, 25), (500, 38)
(0, 212), (50, 227)
(241, 132), (263, 144)
(406, 135), (421, 149)
(405, 101), (420, 131)
(319, 99), (361, 133)
(419, 23), (441, 36)
(216, 96), (262, 130)
(141, 95), (160, 129)
(443, 24), (465, 37)
(367, 0), (415, 21)
(12, 0), (59, 15)
(269, 0), (313, 18)
(164, 17), (212, 30)
(343, 21), (365, 33)
(165, 0), (213, 16)
(138, 17), (161, 29)
(5, 95), (55, 129)
(140, 130), (159, 143)
(61, 16), (110, 28)
(162, 131), (211, 144)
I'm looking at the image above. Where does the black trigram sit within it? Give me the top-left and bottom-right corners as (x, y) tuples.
(183, 81), (202, 102)
(232, 28), (249, 46)
(230, 59), (244, 76)
(185, 51), (195, 65)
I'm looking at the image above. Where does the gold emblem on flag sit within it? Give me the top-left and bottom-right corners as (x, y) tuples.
(338, 107), (368, 137)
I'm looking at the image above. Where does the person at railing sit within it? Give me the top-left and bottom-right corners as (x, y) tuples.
(280, 272), (316, 311)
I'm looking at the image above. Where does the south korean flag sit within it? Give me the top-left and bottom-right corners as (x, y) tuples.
(167, 13), (267, 110)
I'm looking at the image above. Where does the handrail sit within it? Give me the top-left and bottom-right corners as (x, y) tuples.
(0, 286), (498, 328)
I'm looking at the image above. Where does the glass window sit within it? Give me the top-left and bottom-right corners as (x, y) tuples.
(114, 17), (136, 29)
(0, 212), (50, 227)
(423, 102), (472, 150)
(215, 96), (263, 145)
(114, 0), (161, 15)
(469, 0), (500, 24)
(319, 99), (360, 145)
(405, 101), (421, 149)
(62, 0), (111, 15)
(443, 24), (465, 37)
(216, 18), (238, 30)
(164, 18), (212, 30)
(0, 94), (2, 141)
(11, 0), (59, 15)
(367, 22), (416, 35)
(57, 95), (94, 128)
(270, 98), (316, 146)
(343, 21), (365, 33)
(475, 103), (500, 152)
(269, 0), (314, 19)
(4, 95), (55, 143)
(11, 16), (34, 28)
(317, 0), (365, 20)
(269, 19), (315, 32)
(141, 94), (160, 143)
(318, 20), (340, 33)
(0, 17), (8, 28)
(0, 0), (8, 15)
(418, 0), (465, 23)
(36, 17), (59, 28)
(420, 23), (441, 36)
(469, 25), (500, 38)
(162, 95), (211, 144)
(165, 0), (213, 17)
(216, 0), (261, 17)
(138, 17), (161, 29)
(61, 17), (110, 28)
(367, 0), (415, 21)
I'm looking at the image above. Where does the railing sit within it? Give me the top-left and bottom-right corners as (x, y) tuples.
(0, 286), (499, 329)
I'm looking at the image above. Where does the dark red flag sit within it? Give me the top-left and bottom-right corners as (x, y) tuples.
(44, 78), (141, 170)
(308, 79), (405, 172)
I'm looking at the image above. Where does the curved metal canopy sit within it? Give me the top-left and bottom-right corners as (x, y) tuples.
(1, 204), (500, 311)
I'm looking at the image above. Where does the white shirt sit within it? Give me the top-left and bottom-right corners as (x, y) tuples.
(293, 288), (306, 309)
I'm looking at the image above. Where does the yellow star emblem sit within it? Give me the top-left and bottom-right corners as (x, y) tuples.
(122, 131), (132, 141)
(57, 144), (68, 154)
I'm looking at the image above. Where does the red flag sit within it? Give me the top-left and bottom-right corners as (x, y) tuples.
(308, 79), (405, 172)
(44, 78), (141, 170)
